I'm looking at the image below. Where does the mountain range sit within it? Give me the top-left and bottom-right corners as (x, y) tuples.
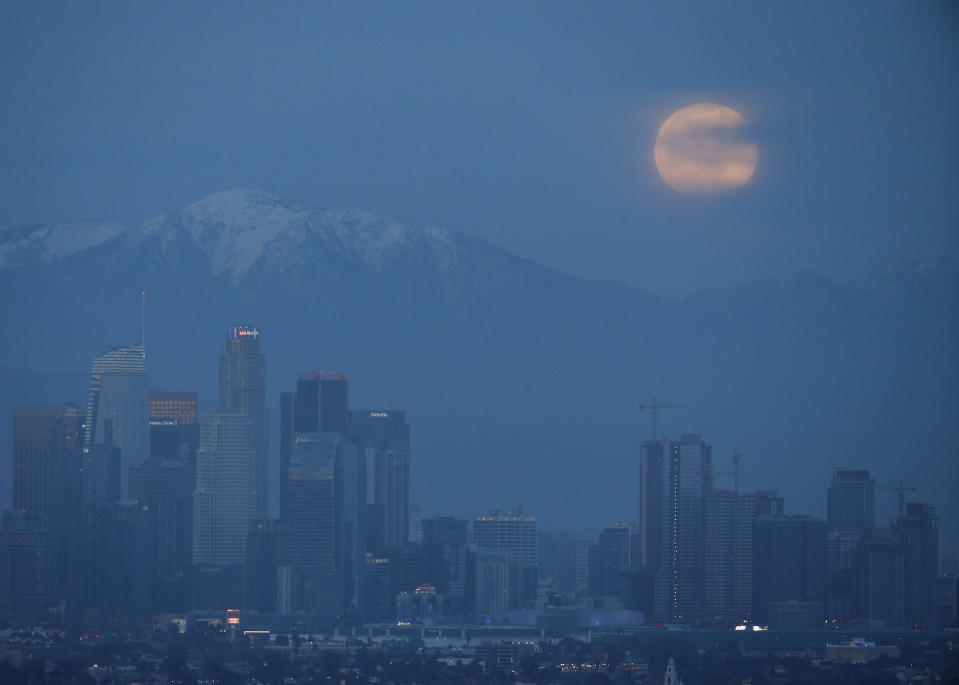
(1, 189), (956, 544)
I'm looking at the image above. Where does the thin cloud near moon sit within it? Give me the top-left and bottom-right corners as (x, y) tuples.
(654, 103), (758, 194)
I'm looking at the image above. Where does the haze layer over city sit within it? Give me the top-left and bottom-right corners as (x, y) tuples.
(0, 1), (957, 673)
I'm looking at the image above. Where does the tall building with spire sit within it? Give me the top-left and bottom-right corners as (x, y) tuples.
(219, 326), (268, 519)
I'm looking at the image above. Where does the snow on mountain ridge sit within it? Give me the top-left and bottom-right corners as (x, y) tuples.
(131, 189), (468, 282)
(166, 189), (315, 279)
(849, 256), (958, 296)
(0, 220), (128, 271)
(0, 189), (500, 287)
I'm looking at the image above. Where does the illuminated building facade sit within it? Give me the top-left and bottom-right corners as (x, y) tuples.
(150, 391), (199, 463)
(150, 391), (198, 425)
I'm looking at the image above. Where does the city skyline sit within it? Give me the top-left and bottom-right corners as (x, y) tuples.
(1, 317), (950, 636)
(0, 2), (956, 676)
(7, 310), (952, 541)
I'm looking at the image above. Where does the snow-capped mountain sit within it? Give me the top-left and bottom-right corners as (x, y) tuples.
(3, 188), (952, 309)
(134, 189), (487, 284)
(0, 219), (128, 271)
(0, 189), (576, 303)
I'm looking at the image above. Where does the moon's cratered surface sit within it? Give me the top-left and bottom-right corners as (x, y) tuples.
(654, 103), (758, 193)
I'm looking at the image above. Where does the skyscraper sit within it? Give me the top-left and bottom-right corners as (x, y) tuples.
(350, 409), (410, 549)
(279, 391), (294, 521)
(825, 469), (875, 624)
(421, 516), (470, 614)
(84, 344), (149, 499)
(287, 435), (336, 572)
(473, 509), (537, 609)
(858, 527), (904, 623)
(638, 440), (664, 571)
(219, 326), (268, 519)
(0, 513), (60, 620)
(286, 433), (338, 614)
(656, 434), (713, 620)
(245, 519), (289, 613)
(752, 515), (828, 626)
(192, 413), (256, 568)
(295, 371), (349, 433)
(755, 489), (785, 517)
(826, 530), (862, 622)
(827, 469), (875, 535)
(335, 433), (367, 607)
(556, 529), (596, 595)
(898, 502), (938, 626)
(473, 548), (511, 615)
(129, 456), (195, 611)
(705, 490), (756, 621)
(590, 525), (633, 601)
(279, 371), (349, 521)
(473, 510), (537, 567)
(13, 403), (84, 528)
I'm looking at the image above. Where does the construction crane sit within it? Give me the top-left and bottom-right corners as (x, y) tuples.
(878, 480), (917, 520)
(638, 398), (686, 442)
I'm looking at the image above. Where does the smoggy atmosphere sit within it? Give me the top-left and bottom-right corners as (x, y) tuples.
(0, 3), (957, 674)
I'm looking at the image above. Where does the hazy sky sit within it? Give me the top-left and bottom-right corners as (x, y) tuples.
(1, 1), (956, 295)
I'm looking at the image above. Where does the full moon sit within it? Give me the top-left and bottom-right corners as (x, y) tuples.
(654, 103), (758, 194)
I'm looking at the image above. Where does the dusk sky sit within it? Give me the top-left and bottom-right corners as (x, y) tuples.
(1, 1), (956, 296)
